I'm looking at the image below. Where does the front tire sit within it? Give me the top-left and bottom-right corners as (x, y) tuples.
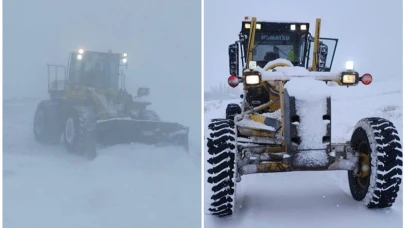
(63, 106), (97, 160)
(348, 117), (402, 208)
(205, 118), (237, 217)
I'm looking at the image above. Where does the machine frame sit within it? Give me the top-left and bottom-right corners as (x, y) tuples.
(204, 16), (402, 217)
(34, 49), (189, 160)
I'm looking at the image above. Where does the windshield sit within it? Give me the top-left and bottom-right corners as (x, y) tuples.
(250, 32), (307, 66)
(68, 51), (121, 88)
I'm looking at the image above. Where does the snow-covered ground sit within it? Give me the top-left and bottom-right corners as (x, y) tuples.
(3, 97), (201, 228)
(204, 78), (403, 228)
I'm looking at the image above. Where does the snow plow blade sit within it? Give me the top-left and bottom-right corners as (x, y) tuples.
(95, 118), (189, 151)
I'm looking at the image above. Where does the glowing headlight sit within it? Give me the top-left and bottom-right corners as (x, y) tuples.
(244, 23), (261, 29)
(246, 75), (260, 85)
(78, 49), (84, 54)
(340, 71), (359, 85)
(300, 24), (307, 30)
(342, 74), (356, 84)
(122, 58), (127, 63)
(123, 53), (127, 57)
(290, 24), (296, 31)
(345, 61), (354, 70)
(77, 54), (82, 60)
(248, 61), (257, 69)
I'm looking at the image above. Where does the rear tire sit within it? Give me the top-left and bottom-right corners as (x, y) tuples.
(33, 100), (63, 144)
(205, 118), (237, 217)
(348, 117), (402, 208)
(63, 106), (97, 160)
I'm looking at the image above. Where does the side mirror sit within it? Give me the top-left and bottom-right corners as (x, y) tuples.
(137, 87), (150, 97)
(228, 43), (239, 76)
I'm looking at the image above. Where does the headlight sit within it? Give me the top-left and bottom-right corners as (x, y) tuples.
(345, 61), (354, 70)
(78, 49), (84, 54)
(342, 74), (356, 84)
(290, 24), (296, 31)
(244, 23), (261, 29)
(122, 58), (127, 63)
(246, 75), (260, 85)
(77, 54), (83, 60)
(340, 71), (359, 85)
(248, 61), (257, 69)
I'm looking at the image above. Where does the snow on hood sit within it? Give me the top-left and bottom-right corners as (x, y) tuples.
(250, 59), (340, 80)
(263, 58), (294, 69)
(253, 59), (333, 98)
(284, 77), (332, 98)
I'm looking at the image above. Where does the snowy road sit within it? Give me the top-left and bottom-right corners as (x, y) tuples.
(204, 79), (403, 228)
(3, 97), (201, 228)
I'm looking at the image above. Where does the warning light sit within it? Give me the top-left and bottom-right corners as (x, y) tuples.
(361, 73), (373, 85)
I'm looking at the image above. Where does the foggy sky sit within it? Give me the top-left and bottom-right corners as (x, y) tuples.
(4, 0), (201, 146)
(204, 0), (403, 90)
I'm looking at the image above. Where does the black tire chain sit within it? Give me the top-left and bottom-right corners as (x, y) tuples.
(206, 118), (237, 217)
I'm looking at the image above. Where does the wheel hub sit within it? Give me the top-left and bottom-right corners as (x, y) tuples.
(355, 142), (370, 189)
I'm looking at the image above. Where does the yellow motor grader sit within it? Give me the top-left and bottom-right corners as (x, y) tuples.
(33, 49), (189, 160)
(205, 17), (402, 217)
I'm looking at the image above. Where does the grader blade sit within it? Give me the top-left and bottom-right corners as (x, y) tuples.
(96, 118), (189, 151)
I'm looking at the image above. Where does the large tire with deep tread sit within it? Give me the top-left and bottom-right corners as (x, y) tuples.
(63, 106), (97, 160)
(33, 100), (63, 144)
(348, 117), (402, 208)
(205, 118), (237, 217)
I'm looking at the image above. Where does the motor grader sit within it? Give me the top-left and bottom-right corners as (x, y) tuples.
(33, 49), (189, 160)
(205, 17), (402, 217)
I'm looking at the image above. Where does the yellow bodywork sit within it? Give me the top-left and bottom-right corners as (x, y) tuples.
(238, 17), (324, 152)
(239, 114), (279, 137)
(52, 79), (129, 120)
(245, 17), (257, 64)
(257, 162), (290, 172)
(42, 51), (189, 151)
(238, 17), (350, 147)
(311, 18), (321, 71)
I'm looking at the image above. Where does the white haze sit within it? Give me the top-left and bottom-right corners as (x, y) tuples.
(4, 0), (201, 137)
(3, 0), (201, 227)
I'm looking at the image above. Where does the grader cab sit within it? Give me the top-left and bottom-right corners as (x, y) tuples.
(228, 17), (338, 75)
